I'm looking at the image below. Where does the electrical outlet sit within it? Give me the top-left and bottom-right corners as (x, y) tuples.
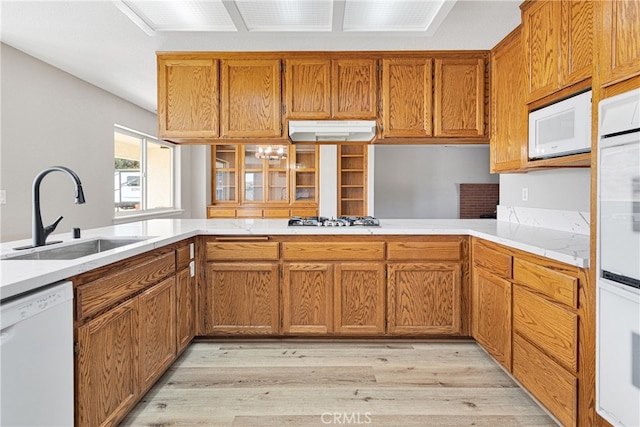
(522, 187), (529, 202)
(0, 190), (6, 205)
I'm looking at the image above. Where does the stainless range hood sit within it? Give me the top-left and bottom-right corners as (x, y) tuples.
(288, 120), (377, 143)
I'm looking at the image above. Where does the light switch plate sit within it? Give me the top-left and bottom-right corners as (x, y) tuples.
(189, 243), (194, 259)
(189, 260), (195, 277)
(0, 190), (6, 205)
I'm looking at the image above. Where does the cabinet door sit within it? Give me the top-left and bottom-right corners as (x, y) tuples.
(522, 0), (561, 102)
(433, 57), (486, 137)
(204, 262), (279, 335)
(331, 59), (378, 119)
(220, 59), (282, 138)
(490, 28), (526, 173)
(334, 263), (385, 335)
(77, 299), (139, 427)
(157, 58), (219, 139)
(380, 58), (432, 138)
(560, 0), (593, 87)
(282, 263), (333, 335)
(176, 267), (195, 353)
(599, 0), (640, 86)
(285, 59), (331, 119)
(472, 268), (512, 370)
(387, 262), (461, 335)
(139, 277), (176, 392)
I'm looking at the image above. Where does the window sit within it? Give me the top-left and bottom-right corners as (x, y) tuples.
(114, 125), (175, 215)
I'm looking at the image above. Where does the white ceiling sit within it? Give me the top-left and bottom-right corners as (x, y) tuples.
(0, 1), (522, 113)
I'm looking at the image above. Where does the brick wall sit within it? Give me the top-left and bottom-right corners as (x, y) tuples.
(459, 183), (499, 219)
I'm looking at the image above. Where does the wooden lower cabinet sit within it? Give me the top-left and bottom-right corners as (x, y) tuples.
(138, 277), (176, 392)
(334, 263), (385, 335)
(176, 267), (195, 352)
(387, 262), (462, 335)
(76, 298), (139, 427)
(471, 268), (512, 370)
(282, 263), (333, 335)
(203, 262), (279, 335)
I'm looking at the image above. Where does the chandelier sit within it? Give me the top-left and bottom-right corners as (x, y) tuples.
(255, 145), (287, 160)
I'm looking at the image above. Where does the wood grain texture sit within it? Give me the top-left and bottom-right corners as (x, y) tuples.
(176, 267), (195, 353)
(380, 58), (433, 138)
(77, 298), (139, 427)
(157, 58), (219, 139)
(284, 59), (331, 119)
(490, 26), (527, 173)
(282, 263), (333, 335)
(75, 250), (175, 321)
(513, 334), (577, 427)
(121, 341), (557, 427)
(472, 238), (513, 279)
(513, 257), (578, 308)
(139, 277), (177, 392)
(204, 262), (279, 335)
(560, 0), (593, 86)
(513, 285), (578, 373)
(331, 59), (377, 119)
(334, 263), (385, 335)
(522, 0), (561, 102)
(282, 242), (384, 261)
(206, 241), (279, 261)
(220, 59), (282, 138)
(433, 57), (486, 137)
(387, 262), (462, 335)
(598, 0), (640, 86)
(387, 241), (461, 261)
(472, 267), (512, 371)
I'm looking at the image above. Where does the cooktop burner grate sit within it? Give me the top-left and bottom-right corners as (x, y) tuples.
(288, 216), (380, 227)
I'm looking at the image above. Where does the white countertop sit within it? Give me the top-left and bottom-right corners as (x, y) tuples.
(0, 218), (590, 300)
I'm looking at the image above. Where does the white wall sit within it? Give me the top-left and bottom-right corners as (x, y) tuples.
(0, 44), (191, 242)
(373, 145), (499, 218)
(499, 169), (590, 212)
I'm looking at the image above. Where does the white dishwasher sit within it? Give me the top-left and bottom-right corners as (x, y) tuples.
(0, 280), (74, 426)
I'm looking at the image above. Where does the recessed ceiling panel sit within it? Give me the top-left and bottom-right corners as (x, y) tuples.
(119, 0), (236, 32)
(343, 0), (454, 32)
(235, 0), (333, 32)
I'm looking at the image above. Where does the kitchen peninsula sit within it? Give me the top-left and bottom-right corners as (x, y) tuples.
(0, 218), (593, 426)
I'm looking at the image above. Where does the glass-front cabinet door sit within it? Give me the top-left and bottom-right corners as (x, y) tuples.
(242, 146), (265, 202)
(267, 154), (288, 203)
(212, 145), (237, 203)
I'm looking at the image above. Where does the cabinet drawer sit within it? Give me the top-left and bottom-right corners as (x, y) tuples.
(207, 207), (236, 218)
(387, 241), (461, 261)
(472, 240), (512, 278)
(513, 285), (578, 372)
(291, 207), (318, 217)
(206, 240), (279, 261)
(513, 334), (577, 427)
(76, 251), (175, 320)
(263, 208), (290, 218)
(282, 242), (385, 261)
(176, 244), (192, 271)
(236, 208), (263, 218)
(513, 258), (577, 307)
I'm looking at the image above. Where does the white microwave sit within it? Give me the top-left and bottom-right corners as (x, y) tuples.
(528, 90), (592, 159)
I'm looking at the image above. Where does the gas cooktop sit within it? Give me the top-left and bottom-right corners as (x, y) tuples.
(288, 216), (380, 227)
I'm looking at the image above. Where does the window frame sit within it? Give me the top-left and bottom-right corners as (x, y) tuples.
(114, 124), (178, 220)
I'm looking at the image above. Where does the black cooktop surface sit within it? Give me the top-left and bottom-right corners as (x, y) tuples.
(288, 216), (380, 227)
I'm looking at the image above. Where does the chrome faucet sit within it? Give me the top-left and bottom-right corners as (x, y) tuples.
(31, 166), (86, 248)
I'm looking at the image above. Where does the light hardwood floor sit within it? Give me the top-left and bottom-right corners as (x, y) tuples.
(121, 340), (558, 427)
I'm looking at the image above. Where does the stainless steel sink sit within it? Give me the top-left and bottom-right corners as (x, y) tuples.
(4, 238), (150, 260)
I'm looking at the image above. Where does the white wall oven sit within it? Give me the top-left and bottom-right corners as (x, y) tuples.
(596, 88), (640, 427)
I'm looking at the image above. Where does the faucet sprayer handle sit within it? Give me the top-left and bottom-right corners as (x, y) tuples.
(44, 216), (64, 237)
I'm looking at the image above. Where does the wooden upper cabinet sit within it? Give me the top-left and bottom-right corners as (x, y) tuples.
(157, 57), (219, 139)
(220, 59), (282, 138)
(490, 27), (526, 173)
(332, 59), (378, 119)
(434, 57), (486, 138)
(560, 0), (593, 87)
(285, 58), (377, 120)
(598, 0), (640, 87)
(522, 0), (592, 103)
(380, 58), (433, 138)
(284, 59), (331, 119)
